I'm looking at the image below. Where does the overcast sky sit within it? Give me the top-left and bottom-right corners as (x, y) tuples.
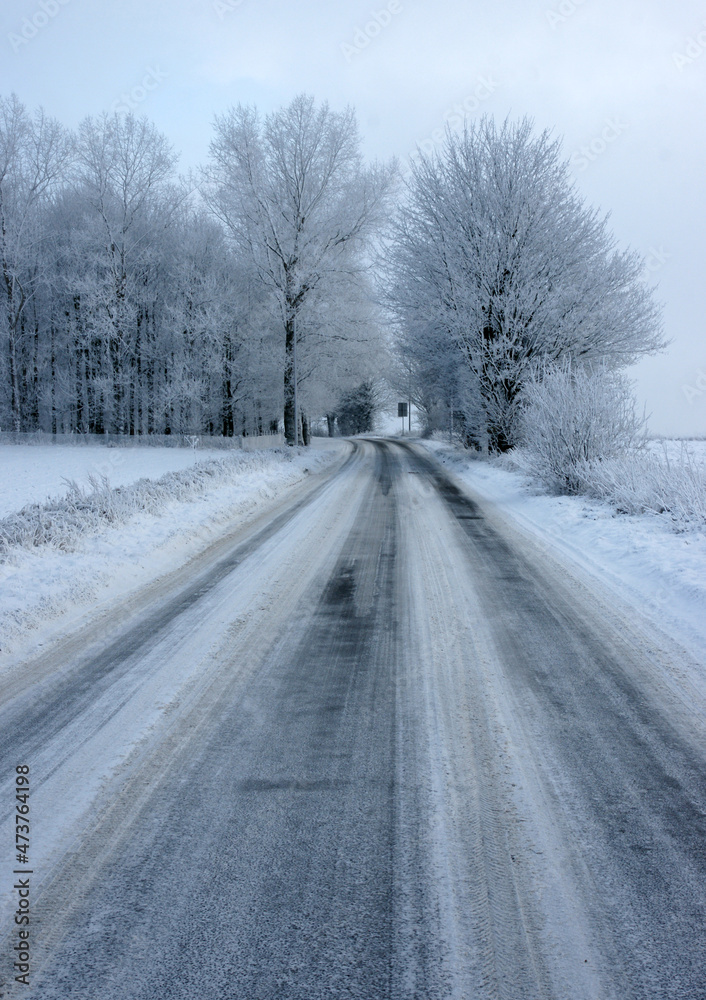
(2, 0), (704, 435)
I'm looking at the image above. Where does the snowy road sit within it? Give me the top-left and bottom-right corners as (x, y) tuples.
(1, 439), (705, 999)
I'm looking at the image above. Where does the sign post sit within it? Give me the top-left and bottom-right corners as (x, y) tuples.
(397, 401), (408, 435)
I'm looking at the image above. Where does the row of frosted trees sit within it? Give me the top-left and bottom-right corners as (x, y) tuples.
(1, 95), (387, 439)
(3, 96), (665, 447)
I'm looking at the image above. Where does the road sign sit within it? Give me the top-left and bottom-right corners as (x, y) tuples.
(397, 402), (408, 417)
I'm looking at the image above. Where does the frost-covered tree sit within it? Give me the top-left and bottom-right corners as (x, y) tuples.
(385, 116), (665, 451)
(160, 206), (280, 437)
(0, 95), (73, 430)
(72, 112), (181, 434)
(1, 96), (296, 438)
(293, 269), (388, 438)
(205, 94), (395, 444)
(335, 381), (377, 436)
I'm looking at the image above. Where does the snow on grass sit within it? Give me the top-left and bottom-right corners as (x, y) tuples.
(422, 440), (706, 667)
(0, 443), (245, 517)
(647, 438), (706, 460)
(508, 439), (706, 527)
(0, 442), (343, 658)
(0, 452), (291, 557)
(574, 450), (706, 523)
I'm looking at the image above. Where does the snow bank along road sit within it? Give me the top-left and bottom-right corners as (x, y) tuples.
(0, 439), (704, 999)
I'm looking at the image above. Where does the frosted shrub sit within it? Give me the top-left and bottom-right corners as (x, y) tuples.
(516, 365), (706, 526)
(577, 448), (706, 526)
(518, 362), (645, 494)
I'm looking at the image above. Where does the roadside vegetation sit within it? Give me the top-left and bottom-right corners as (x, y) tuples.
(508, 363), (706, 528)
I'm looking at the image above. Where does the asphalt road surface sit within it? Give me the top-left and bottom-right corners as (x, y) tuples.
(1, 439), (704, 999)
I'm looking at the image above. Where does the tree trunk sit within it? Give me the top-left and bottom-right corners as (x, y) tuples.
(8, 326), (21, 432)
(326, 413), (336, 437)
(283, 314), (296, 445)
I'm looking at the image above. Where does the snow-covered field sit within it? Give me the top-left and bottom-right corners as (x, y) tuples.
(0, 443), (259, 517)
(423, 440), (706, 670)
(648, 438), (706, 461)
(0, 440), (346, 661)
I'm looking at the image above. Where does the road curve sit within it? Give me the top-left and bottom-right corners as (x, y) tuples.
(0, 439), (704, 999)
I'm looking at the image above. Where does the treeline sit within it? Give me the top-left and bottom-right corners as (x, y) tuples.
(0, 95), (387, 439)
(2, 95), (665, 448)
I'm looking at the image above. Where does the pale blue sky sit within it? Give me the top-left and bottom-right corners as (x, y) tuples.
(2, 0), (705, 434)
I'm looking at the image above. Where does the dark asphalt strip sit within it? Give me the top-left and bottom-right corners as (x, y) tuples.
(0, 445), (360, 794)
(398, 441), (706, 1000)
(24, 442), (449, 1000)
